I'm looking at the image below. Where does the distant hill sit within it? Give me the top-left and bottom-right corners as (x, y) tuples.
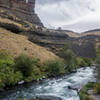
(62, 29), (100, 37)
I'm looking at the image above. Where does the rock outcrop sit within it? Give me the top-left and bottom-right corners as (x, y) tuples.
(0, 0), (43, 26)
(27, 26), (99, 58)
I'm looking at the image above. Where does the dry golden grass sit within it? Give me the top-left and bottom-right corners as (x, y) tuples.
(0, 17), (31, 31)
(96, 43), (100, 48)
(83, 31), (100, 36)
(64, 30), (100, 38)
(65, 31), (80, 37)
(0, 28), (59, 62)
(0, 17), (22, 27)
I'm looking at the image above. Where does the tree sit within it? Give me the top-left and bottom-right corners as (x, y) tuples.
(61, 42), (78, 72)
(45, 60), (65, 76)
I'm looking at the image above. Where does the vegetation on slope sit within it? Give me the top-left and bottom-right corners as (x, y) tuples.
(79, 82), (95, 100)
(0, 50), (63, 89)
(61, 41), (93, 72)
(0, 18), (93, 92)
(93, 49), (100, 95)
(79, 48), (100, 100)
(79, 82), (100, 100)
(0, 42), (93, 90)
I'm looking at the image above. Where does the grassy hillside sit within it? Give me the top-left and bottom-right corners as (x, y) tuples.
(0, 27), (59, 62)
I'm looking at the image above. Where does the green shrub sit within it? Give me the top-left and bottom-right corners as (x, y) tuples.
(24, 66), (42, 82)
(94, 83), (100, 94)
(61, 42), (78, 72)
(79, 92), (94, 100)
(77, 57), (84, 66)
(0, 72), (6, 88)
(32, 66), (41, 79)
(45, 60), (65, 76)
(95, 55), (100, 80)
(0, 51), (23, 88)
(94, 48), (100, 63)
(96, 56), (100, 64)
(77, 57), (92, 67)
(15, 54), (35, 77)
(86, 82), (94, 89)
(0, 62), (23, 87)
(83, 58), (92, 66)
(15, 54), (42, 82)
(62, 49), (78, 72)
(0, 51), (43, 87)
(79, 83), (94, 100)
(96, 48), (100, 58)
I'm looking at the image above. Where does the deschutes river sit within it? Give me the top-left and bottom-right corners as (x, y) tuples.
(1, 67), (95, 100)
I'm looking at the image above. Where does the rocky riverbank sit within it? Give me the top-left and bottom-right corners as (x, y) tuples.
(79, 81), (100, 100)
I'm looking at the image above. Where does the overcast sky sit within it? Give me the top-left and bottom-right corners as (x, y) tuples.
(35, 0), (100, 32)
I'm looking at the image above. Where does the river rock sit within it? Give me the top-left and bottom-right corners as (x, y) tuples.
(18, 80), (24, 85)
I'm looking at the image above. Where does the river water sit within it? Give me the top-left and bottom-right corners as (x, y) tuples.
(1, 67), (95, 100)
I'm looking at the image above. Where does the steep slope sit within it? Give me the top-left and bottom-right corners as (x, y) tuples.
(0, 13), (97, 59)
(0, 0), (100, 59)
(0, 27), (59, 62)
(81, 29), (100, 36)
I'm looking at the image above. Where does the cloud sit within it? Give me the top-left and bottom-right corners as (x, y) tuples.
(35, 0), (99, 32)
(36, 0), (67, 5)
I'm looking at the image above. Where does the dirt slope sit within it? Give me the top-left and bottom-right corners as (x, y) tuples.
(0, 28), (59, 62)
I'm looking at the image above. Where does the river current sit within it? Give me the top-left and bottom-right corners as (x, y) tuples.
(1, 67), (95, 100)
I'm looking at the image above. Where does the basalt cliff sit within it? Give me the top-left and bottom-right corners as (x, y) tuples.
(0, 0), (43, 26)
(0, 0), (100, 59)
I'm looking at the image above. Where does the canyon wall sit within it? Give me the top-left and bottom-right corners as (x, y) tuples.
(0, 0), (43, 26)
(0, 0), (100, 59)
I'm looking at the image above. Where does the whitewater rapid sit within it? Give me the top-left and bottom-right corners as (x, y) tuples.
(1, 67), (95, 100)
(35, 0), (100, 33)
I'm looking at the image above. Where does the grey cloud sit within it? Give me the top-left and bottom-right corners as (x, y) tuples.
(36, 0), (67, 5)
(35, 0), (96, 30)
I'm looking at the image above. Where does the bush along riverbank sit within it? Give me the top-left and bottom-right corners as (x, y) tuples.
(79, 82), (95, 100)
(79, 48), (100, 100)
(17, 96), (62, 100)
(79, 82), (100, 100)
(0, 42), (93, 91)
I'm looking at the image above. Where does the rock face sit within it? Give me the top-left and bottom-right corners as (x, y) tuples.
(0, 0), (43, 26)
(70, 35), (98, 58)
(27, 26), (98, 58)
(28, 27), (69, 55)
